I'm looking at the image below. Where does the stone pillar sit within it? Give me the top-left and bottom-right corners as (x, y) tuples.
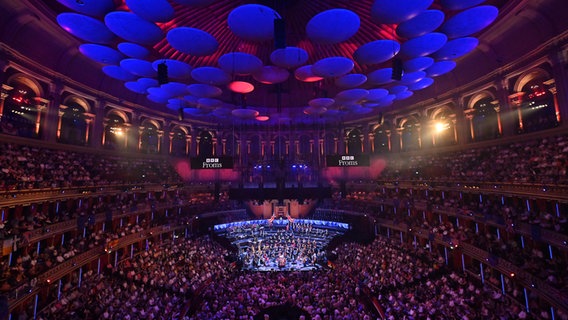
(43, 80), (64, 142)
(491, 101), (503, 136)
(464, 109), (476, 141)
(508, 92), (525, 132)
(90, 99), (105, 148)
(548, 48), (568, 126)
(0, 84), (13, 119)
(543, 79), (561, 124)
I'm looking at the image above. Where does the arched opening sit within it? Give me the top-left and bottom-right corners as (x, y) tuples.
(347, 129), (362, 155)
(373, 128), (389, 154)
(198, 131), (213, 157)
(401, 118), (420, 151)
(1, 85), (39, 138)
(104, 114), (126, 150)
(140, 121), (160, 154)
(225, 134), (238, 157)
(59, 103), (87, 146)
(324, 133), (335, 155)
(519, 79), (557, 133)
(170, 127), (188, 156)
(430, 108), (456, 147)
(472, 97), (499, 141)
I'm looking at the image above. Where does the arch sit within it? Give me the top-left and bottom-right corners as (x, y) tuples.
(347, 128), (362, 155)
(140, 118), (161, 130)
(198, 130), (214, 157)
(513, 67), (551, 93)
(468, 91), (496, 110)
(430, 104), (454, 120)
(170, 125), (189, 135)
(62, 95), (91, 113)
(6, 73), (43, 97)
(105, 109), (129, 124)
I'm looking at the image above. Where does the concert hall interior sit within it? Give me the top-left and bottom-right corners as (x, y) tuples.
(0, 0), (568, 319)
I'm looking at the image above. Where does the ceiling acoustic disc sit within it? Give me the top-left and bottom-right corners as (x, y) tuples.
(117, 43), (150, 59)
(253, 66), (290, 84)
(167, 27), (218, 57)
(426, 60), (457, 77)
(102, 65), (136, 81)
(335, 74), (367, 88)
(295, 65), (323, 82)
(191, 67), (231, 85)
(399, 71), (426, 85)
(218, 52), (263, 75)
(408, 77), (434, 90)
(270, 47), (309, 69)
(57, 0), (115, 18)
(353, 40), (400, 65)
(151, 59), (192, 80)
(335, 88), (369, 101)
(161, 82), (189, 97)
(306, 9), (360, 44)
(440, 0), (487, 11)
(403, 57), (434, 73)
(309, 98), (335, 108)
(312, 57), (354, 78)
(440, 5), (499, 39)
(400, 32), (447, 58)
(371, 0), (433, 24)
(105, 11), (163, 45)
(228, 4), (280, 41)
(120, 58), (156, 77)
(187, 83), (223, 97)
(395, 90), (414, 100)
(125, 0), (174, 23)
(124, 81), (148, 94)
(367, 68), (394, 85)
(389, 85), (408, 95)
(433, 37), (479, 60)
(366, 88), (389, 101)
(79, 44), (124, 65)
(232, 108), (260, 119)
(396, 10), (445, 39)
(228, 81), (255, 94)
(147, 94), (169, 103)
(57, 13), (115, 44)
(304, 106), (328, 115)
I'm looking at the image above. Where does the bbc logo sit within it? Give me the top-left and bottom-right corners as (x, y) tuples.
(205, 158), (219, 163)
(341, 156), (355, 160)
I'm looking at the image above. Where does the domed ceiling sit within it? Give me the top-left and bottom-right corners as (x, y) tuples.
(46, 0), (505, 124)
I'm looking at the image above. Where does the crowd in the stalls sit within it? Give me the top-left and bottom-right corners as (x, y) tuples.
(37, 236), (229, 320)
(380, 134), (568, 185)
(0, 142), (182, 191)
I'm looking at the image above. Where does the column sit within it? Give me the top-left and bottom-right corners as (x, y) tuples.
(130, 112), (141, 151)
(369, 132), (375, 153)
(35, 97), (49, 138)
(161, 120), (170, 155)
(190, 128), (198, 156)
(548, 47), (568, 125)
(491, 101), (503, 136)
(396, 128), (404, 151)
(415, 125), (422, 149)
(0, 84), (13, 119)
(43, 80), (64, 142)
(508, 92), (525, 132)
(464, 109), (475, 141)
(91, 99), (105, 148)
(386, 130), (392, 151)
(543, 79), (561, 123)
(56, 105), (66, 140)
